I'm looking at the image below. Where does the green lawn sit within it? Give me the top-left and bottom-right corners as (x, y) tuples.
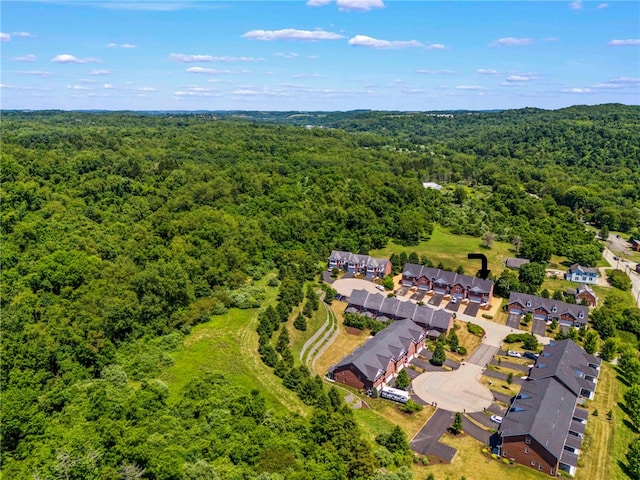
(160, 280), (308, 414)
(371, 226), (514, 274)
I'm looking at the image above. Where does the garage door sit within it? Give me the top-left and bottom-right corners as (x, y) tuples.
(510, 309), (522, 314)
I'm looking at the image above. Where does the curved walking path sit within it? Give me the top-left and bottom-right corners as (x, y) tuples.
(299, 299), (331, 364)
(310, 305), (340, 371)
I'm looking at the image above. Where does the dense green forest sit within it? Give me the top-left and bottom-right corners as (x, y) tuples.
(1, 105), (639, 479)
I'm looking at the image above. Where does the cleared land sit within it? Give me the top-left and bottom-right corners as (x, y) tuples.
(371, 226), (514, 274)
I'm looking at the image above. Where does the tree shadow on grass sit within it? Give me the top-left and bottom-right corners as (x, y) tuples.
(616, 459), (635, 479)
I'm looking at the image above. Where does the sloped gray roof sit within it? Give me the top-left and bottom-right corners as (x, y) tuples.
(501, 377), (577, 461)
(560, 449), (579, 468)
(567, 263), (599, 275)
(508, 292), (588, 321)
(505, 257), (530, 269)
(346, 289), (453, 330)
(402, 263), (494, 294)
(528, 339), (601, 396)
(329, 250), (390, 270)
(335, 319), (425, 382)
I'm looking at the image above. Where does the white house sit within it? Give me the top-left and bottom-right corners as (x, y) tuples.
(565, 264), (598, 285)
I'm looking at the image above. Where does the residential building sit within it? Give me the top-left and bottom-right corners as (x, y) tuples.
(507, 292), (589, 328)
(632, 239), (640, 252)
(504, 257), (530, 270)
(328, 250), (392, 278)
(565, 264), (599, 284)
(328, 319), (426, 392)
(498, 339), (601, 477)
(401, 263), (494, 304)
(566, 284), (598, 307)
(345, 289), (453, 335)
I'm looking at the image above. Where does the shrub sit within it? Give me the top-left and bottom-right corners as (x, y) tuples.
(457, 346), (467, 355)
(399, 399), (423, 414)
(491, 453), (498, 459)
(502, 458), (510, 464)
(481, 448), (488, 454)
(482, 314), (493, 319)
(467, 323), (485, 336)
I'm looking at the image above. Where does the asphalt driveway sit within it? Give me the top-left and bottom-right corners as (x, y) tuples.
(410, 409), (457, 463)
(532, 318), (547, 337)
(506, 313), (521, 329)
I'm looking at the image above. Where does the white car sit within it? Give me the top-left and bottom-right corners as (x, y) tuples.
(490, 415), (503, 424)
(507, 350), (522, 358)
(376, 285), (385, 291)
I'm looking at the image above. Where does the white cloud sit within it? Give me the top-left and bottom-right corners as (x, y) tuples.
(418, 69), (457, 75)
(103, 83), (114, 89)
(0, 33), (10, 42)
(426, 43), (446, 50)
(307, 55), (319, 60)
(608, 39), (640, 46)
(274, 52), (299, 59)
(169, 53), (263, 62)
(592, 77), (640, 89)
(12, 31), (34, 37)
(348, 35), (425, 49)
(456, 85), (484, 90)
(490, 37), (533, 47)
(170, 53), (214, 62)
(89, 69), (112, 75)
(186, 66), (232, 74)
(291, 73), (325, 78)
(477, 68), (499, 74)
(232, 89), (260, 95)
(401, 87), (426, 94)
(337, 0), (384, 11)
(242, 28), (344, 41)
(51, 54), (100, 64)
(18, 70), (53, 77)
(67, 84), (90, 90)
(542, 37), (559, 42)
(306, 0), (332, 6)
(596, 3), (608, 8)
(174, 90), (214, 97)
(108, 42), (136, 48)
(569, 0), (583, 10)
(505, 75), (535, 82)
(561, 87), (593, 94)
(12, 54), (37, 62)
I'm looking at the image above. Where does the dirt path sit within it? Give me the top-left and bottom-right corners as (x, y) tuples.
(299, 300), (331, 364)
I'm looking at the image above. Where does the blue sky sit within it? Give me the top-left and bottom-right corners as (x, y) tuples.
(2, 0), (639, 110)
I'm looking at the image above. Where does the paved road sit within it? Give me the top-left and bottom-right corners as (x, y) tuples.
(410, 409), (457, 462)
(603, 244), (640, 308)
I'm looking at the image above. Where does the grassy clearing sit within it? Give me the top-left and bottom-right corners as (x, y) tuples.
(414, 433), (549, 480)
(160, 278), (308, 414)
(290, 301), (327, 363)
(313, 301), (370, 377)
(371, 226), (514, 274)
(446, 320), (483, 361)
(579, 363), (637, 480)
(481, 375), (520, 396)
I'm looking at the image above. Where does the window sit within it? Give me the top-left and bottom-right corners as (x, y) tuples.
(550, 469), (554, 475)
(538, 464), (542, 471)
(525, 447), (529, 454)
(525, 437), (531, 445)
(531, 461), (535, 466)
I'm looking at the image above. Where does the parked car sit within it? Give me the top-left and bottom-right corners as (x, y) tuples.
(523, 352), (539, 360)
(490, 415), (503, 424)
(376, 285), (385, 291)
(507, 350), (522, 358)
(613, 256), (619, 261)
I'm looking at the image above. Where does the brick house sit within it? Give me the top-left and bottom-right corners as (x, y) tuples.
(328, 250), (392, 278)
(401, 263), (494, 304)
(345, 289), (454, 335)
(566, 284), (598, 307)
(565, 264), (599, 285)
(507, 292), (589, 328)
(498, 339), (601, 477)
(631, 239), (640, 252)
(328, 319), (426, 392)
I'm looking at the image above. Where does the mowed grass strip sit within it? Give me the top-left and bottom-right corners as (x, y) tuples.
(415, 434), (550, 480)
(371, 226), (514, 273)
(161, 287), (307, 413)
(290, 299), (327, 364)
